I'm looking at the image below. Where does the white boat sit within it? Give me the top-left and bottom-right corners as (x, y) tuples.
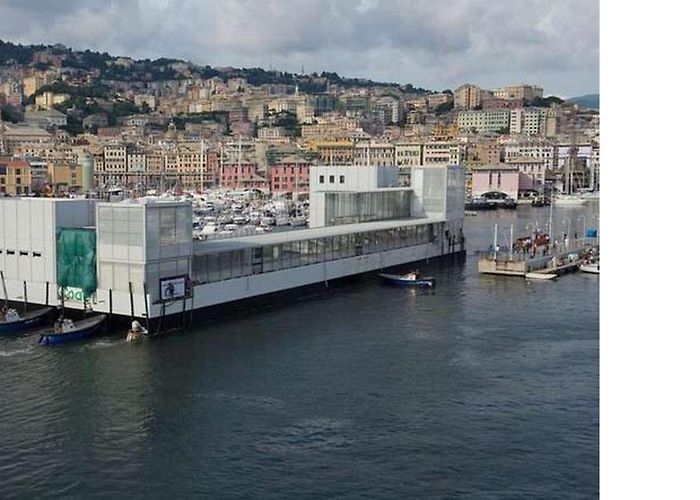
(525, 272), (557, 280)
(579, 261), (600, 274)
(289, 216), (307, 226)
(554, 194), (588, 206)
(275, 215), (290, 226)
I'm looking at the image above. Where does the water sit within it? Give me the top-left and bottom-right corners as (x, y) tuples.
(0, 204), (598, 498)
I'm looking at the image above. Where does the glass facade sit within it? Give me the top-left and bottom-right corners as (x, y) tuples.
(324, 190), (411, 226)
(97, 203), (192, 294)
(191, 222), (439, 285)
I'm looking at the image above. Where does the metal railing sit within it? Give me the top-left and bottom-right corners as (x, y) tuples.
(477, 237), (599, 262)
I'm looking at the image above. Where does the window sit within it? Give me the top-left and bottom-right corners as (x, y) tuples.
(340, 175), (345, 184)
(33, 252), (42, 257)
(330, 175), (335, 183)
(319, 175), (324, 184)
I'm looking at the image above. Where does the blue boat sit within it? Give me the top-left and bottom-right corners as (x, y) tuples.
(379, 272), (436, 287)
(0, 307), (54, 335)
(37, 314), (106, 346)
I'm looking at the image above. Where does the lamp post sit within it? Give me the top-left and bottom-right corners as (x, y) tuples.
(578, 215), (586, 246)
(562, 217), (572, 250)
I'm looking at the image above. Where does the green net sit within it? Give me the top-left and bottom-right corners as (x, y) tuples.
(56, 228), (97, 297)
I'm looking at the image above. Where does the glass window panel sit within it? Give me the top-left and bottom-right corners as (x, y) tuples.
(208, 253), (221, 282)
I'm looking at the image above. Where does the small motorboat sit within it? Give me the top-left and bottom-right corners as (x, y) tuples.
(525, 272), (557, 281)
(0, 306), (54, 335)
(38, 314), (107, 346)
(378, 271), (436, 287)
(126, 320), (147, 342)
(579, 261), (600, 274)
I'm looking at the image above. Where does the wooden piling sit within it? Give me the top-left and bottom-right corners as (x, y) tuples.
(142, 283), (150, 334)
(188, 286), (195, 329)
(128, 282), (135, 321)
(181, 293), (187, 330)
(108, 288), (113, 329)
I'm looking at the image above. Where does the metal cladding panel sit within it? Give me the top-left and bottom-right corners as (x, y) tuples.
(18, 253), (31, 280)
(2, 200), (18, 246)
(17, 201), (31, 251)
(30, 202), (45, 252)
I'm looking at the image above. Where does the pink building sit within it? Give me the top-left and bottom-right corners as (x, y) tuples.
(220, 163), (269, 191)
(269, 156), (311, 194)
(505, 157), (547, 192)
(471, 164), (520, 199)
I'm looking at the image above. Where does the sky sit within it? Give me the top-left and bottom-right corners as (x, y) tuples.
(0, 0), (599, 97)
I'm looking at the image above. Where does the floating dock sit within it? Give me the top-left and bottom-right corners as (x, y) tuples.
(477, 239), (599, 278)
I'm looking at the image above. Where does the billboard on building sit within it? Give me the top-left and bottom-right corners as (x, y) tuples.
(159, 275), (188, 301)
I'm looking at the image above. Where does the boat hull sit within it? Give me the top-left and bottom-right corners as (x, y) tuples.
(378, 273), (436, 287)
(0, 307), (54, 335)
(525, 272), (557, 280)
(38, 315), (106, 346)
(579, 263), (600, 274)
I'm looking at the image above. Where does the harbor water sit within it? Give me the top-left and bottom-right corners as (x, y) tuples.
(0, 204), (599, 498)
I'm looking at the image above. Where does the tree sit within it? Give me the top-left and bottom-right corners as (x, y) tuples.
(434, 100), (454, 115)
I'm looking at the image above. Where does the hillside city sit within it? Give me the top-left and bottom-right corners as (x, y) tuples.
(0, 40), (599, 200)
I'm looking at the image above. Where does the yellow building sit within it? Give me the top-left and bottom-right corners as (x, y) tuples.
(309, 140), (355, 165)
(0, 158), (32, 195)
(34, 91), (70, 110)
(48, 160), (83, 193)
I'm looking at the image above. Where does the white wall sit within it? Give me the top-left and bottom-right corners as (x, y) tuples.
(0, 198), (95, 306)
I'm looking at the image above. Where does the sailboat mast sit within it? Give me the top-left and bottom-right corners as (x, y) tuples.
(509, 224), (514, 260)
(493, 223), (498, 258)
(200, 139), (205, 191)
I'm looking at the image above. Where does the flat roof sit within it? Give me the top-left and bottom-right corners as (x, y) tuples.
(313, 187), (412, 193)
(194, 216), (445, 254)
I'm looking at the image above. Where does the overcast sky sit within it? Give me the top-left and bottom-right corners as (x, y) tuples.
(0, 0), (598, 97)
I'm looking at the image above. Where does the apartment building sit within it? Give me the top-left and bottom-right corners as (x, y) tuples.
(313, 141), (355, 166)
(493, 84), (543, 101)
(504, 139), (556, 169)
(394, 143), (423, 167)
(509, 108), (548, 136)
(456, 110), (510, 133)
(269, 156), (311, 194)
(353, 142), (395, 167)
(473, 141), (503, 164)
(34, 91), (70, 110)
(422, 142), (463, 167)
(453, 84), (482, 109)
(0, 157), (32, 195)
(47, 159), (83, 194)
